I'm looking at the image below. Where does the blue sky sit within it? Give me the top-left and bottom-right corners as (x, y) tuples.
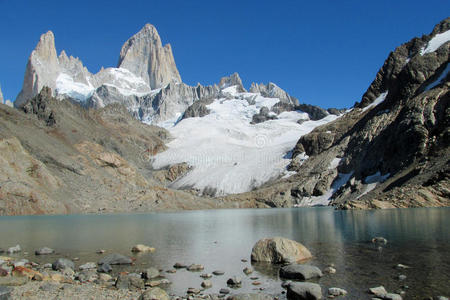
(0, 0), (448, 108)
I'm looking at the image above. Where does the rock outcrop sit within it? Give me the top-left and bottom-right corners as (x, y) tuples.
(250, 82), (298, 105)
(219, 73), (246, 92)
(225, 17), (450, 210)
(117, 23), (181, 89)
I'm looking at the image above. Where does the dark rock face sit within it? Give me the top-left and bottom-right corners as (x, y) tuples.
(296, 104), (328, 121)
(251, 107), (278, 124)
(21, 86), (57, 126)
(225, 18), (450, 210)
(181, 98), (214, 120)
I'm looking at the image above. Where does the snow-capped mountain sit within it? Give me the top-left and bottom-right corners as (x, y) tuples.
(14, 23), (342, 197)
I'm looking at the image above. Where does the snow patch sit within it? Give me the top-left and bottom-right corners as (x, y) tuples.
(55, 73), (94, 102)
(152, 92), (338, 196)
(424, 63), (450, 91)
(362, 92), (388, 112)
(420, 29), (450, 55)
(357, 171), (390, 199)
(296, 172), (353, 207)
(328, 157), (342, 170)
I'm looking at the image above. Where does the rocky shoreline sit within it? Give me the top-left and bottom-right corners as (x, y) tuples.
(1, 237), (448, 300)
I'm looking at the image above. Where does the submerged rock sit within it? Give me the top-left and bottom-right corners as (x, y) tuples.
(131, 244), (155, 253)
(287, 282), (322, 300)
(279, 264), (323, 280)
(98, 253), (132, 265)
(251, 237), (312, 263)
(35, 247), (55, 255)
(79, 262), (97, 270)
(328, 287), (347, 296)
(7, 245), (21, 254)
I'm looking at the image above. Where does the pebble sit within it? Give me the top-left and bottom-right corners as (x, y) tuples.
(324, 266), (336, 274)
(227, 276), (242, 286)
(35, 247), (55, 255)
(200, 273), (212, 279)
(96, 249), (105, 254)
(201, 280), (212, 288)
(394, 264), (410, 270)
(212, 270), (225, 275)
(398, 275), (407, 281)
(187, 264), (204, 271)
(369, 286), (388, 297)
(219, 288), (230, 294)
(187, 287), (201, 294)
(166, 269), (177, 273)
(7, 245), (21, 254)
(243, 267), (253, 275)
(173, 262), (187, 269)
(372, 237), (388, 244)
(241, 259), (248, 262)
(328, 287), (348, 296)
(131, 244), (155, 253)
(252, 281), (261, 286)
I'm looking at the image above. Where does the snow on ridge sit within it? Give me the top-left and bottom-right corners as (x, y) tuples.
(357, 171), (390, 199)
(362, 92), (388, 112)
(55, 73), (94, 102)
(420, 29), (450, 55)
(425, 63), (450, 91)
(152, 91), (338, 196)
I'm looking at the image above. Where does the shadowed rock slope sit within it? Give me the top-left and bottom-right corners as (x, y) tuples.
(224, 18), (450, 209)
(0, 88), (257, 215)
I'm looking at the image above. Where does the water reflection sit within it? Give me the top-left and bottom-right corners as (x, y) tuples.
(0, 207), (448, 298)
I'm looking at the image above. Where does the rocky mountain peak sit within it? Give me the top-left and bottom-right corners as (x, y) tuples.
(0, 84), (4, 104)
(250, 82), (298, 105)
(117, 23), (181, 89)
(15, 31), (60, 107)
(218, 72), (246, 92)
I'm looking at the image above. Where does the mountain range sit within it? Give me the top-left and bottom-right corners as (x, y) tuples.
(0, 18), (448, 215)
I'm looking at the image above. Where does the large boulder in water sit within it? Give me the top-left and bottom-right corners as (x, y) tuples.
(287, 282), (322, 300)
(251, 237), (312, 263)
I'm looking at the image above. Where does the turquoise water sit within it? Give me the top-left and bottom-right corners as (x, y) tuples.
(0, 207), (449, 298)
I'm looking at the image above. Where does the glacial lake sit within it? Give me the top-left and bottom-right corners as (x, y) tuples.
(0, 207), (449, 299)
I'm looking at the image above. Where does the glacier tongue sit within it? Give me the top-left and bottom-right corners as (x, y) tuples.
(152, 89), (338, 196)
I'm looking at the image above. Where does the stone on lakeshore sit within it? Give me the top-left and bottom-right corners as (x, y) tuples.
(115, 273), (144, 290)
(227, 276), (242, 286)
(227, 294), (273, 300)
(159, 278), (171, 285)
(201, 279), (212, 288)
(398, 275), (407, 281)
(279, 264), (323, 280)
(251, 237), (312, 264)
(0, 286), (12, 299)
(213, 270), (225, 275)
(35, 247), (55, 255)
(76, 270), (98, 283)
(97, 263), (112, 273)
(7, 245), (21, 254)
(384, 294), (402, 300)
(43, 263), (52, 268)
(79, 262), (97, 270)
(0, 276), (29, 286)
(173, 262), (187, 268)
(145, 280), (161, 287)
(98, 253), (132, 265)
(187, 287), (201, 294)
(98, 273), (112, 282)
(139, 287), (170, 300)
(241, 259), (248, 262)
(219, 288), (230, 294)
(96, 249), (105, 254)
(187, 264), (204, 271)
(200, 273), (213, 278)
(287, 282), (322, 300)
(372, 237), (388, 244)
(323, 266), (336, 274)
(328, 287), (347, 296)
(52, 258), (75, 271)
(243, 267), (253, 275)
(142, 267), (160, 279)
(252, 281), (261, 286)
(131, 244), (155, 253)
(12, 259), (28, 268)
(369, 286), (388, 298)
(166, 269), (177, 273)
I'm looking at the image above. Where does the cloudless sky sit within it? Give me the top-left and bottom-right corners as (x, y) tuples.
(0, 0), (449, 108)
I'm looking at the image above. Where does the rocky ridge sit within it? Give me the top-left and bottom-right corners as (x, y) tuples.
(224, 18), (450, 209)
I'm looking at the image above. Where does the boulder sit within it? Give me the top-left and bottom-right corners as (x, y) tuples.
(98, 253), (132, 265)
(52, 258), (74, 271)
(287, 282), (322, 300)
(369, 286), (388, 298)
(279, 264), (323, 280)
(139, 287), (170, 300)
(251, 237), (312, 263)
(131, 244), (155, 253)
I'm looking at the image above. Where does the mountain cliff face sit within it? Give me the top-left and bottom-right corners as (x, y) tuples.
(225, 18), (449, 209)
(118, 23), (181, 89)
